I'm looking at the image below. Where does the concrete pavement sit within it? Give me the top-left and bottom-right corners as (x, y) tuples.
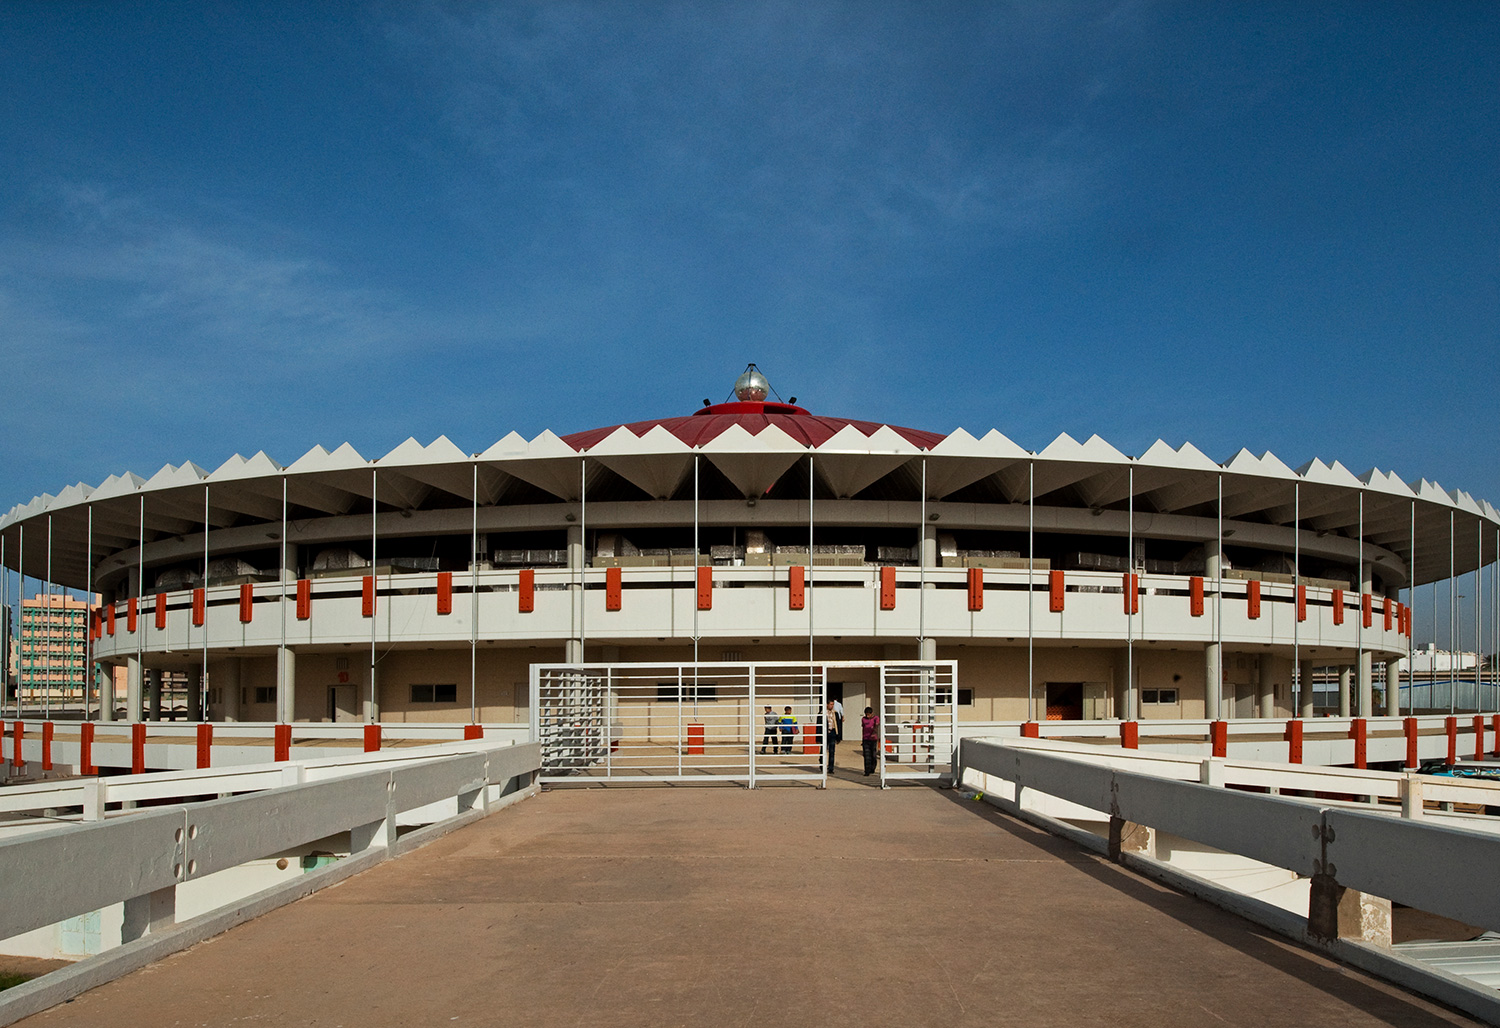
(15, 767), (1483, 1027)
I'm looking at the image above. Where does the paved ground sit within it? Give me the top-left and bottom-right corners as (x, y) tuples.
(17, 762), (1484, 1028)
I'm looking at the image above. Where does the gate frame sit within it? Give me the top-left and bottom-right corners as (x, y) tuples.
(878, 661), (960, 788)
(530, 660), (958, 788)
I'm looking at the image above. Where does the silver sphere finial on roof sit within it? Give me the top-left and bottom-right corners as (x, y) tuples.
(734, 365), (770, 402)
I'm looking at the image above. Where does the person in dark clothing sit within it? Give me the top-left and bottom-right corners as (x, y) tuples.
(823, 700), (840, 773)
(860, 706), (880, 776)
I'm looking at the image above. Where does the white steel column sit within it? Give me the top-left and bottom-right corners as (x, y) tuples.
(470, 461), (478, 723)
(44, 514), (52, 718)
(367, 468), (378, 723)
(277, 477), (294, 724)
(1357, 491), (1371, 717)
(580, 456), (587, 663)
(85, 505), (93, 720)
(692, 454), (698, 667)
(1293, 482), (1301, 713)
(201, 484), (209, 720)
(1450, 511), (1456, 712)
(131, 496), (143, 723)
(1027, 460), (1034, 722)
(1125, 464), (1135, 721)
(808, 455), (814, 667)
(1204, 473), (1223, 721)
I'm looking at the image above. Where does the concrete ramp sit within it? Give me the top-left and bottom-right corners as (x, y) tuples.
(13, 781), (1481, 1027)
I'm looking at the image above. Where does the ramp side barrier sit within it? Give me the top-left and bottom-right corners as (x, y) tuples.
(957, 737), (1500, 936)
(0, 739), (540, 942)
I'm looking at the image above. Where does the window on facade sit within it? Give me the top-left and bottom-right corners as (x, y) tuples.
(411, 683), (458, 703)
(656, 684), (718, 701)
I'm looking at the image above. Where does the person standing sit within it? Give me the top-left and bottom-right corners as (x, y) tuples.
(823, 700), (840, 773)
(778, 706), (797, 754)
(760, 705), (777, 754)
(860, 706), (880, 776)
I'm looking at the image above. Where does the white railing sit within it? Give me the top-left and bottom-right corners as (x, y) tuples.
(0, 738), (540, 947)
(957, 737), (1500, 938)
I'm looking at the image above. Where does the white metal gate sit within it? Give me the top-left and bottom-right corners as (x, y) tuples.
(533, 662), (827, 786)
(879, 662), (959, 786)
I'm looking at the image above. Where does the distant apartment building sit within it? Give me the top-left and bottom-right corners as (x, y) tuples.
(10, 592), (92, 706)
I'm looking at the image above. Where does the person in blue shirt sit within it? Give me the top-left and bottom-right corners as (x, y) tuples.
(778, 706), (797, 754)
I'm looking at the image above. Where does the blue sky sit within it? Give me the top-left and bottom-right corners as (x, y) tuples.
(2, 2), (1497, 642)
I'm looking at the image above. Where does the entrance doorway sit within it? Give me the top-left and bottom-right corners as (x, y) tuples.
(1045, 682), (1083, 720)
(329, 685), (359, 722)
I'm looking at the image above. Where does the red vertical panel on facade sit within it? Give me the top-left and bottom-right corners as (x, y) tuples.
(274, 723), (292, 762)
(296, 579), (311, 620)
(364, 724), (382, 753)
(1189, 576), (1204, 617)
(1049, 570), (1065, 612)
(239, 582), (254, 623)
(106, 606), (115, 636)
(880, 566), (896, 610)
(1404, 717), (1419, 769)
(1332, 589), (1345, 625)
(1383, 596), (1393, 631)
(361, 576), (375, 618)
(127, 597), (138, 633)
(1475, 716), (1487, 762)
(1120, 721), (1138, 749)
(131, 723), (146, 774)
(697, 566), (713, 610)
(967, 567), (983, 611)
(80, 722), (95, 776)
(156, 592), (168, 630)
(42, 722), (53, 771)
(463, 724), (484, 740)
(1122, 573), (1138, 615)
(788, 565), (805, 610)
(1296, 584), (1307, 622)
(196, 723), (213, 769)
(436, 572), (453, 615)
(1361, 593), (1372, 628)
(1446, 716), (1458, 766)
(1284, 720), (1303, 764)
(605, 567), (622, 611)
(1210, 720), (1227, 758)
(91, 611), (100, 640)
(518, 569), (535, 613)
(1247, 580), (1261, 620)
(1349, 718), (1367, 769)
(192, 588), (205, 626)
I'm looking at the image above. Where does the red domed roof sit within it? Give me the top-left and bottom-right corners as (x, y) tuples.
(562, 401), (946, 451)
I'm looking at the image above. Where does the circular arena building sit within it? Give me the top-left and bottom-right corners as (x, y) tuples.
(2, 367), (1497, 742)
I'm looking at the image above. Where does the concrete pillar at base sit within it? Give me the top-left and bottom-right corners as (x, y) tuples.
(125, 655), (142, 724)
(1204, 642), (1222, 721)
(221, 657), (242, 722)
(277, 646), (297, 723)
(186, 666), (202, 722)
(1338, 666), (1352, 718)
(98, 664), (116, 722)
(1357, 651), (1373, 718)
(1108, 817), (1156, 862)
(565, 638), (584, 663)
(1308, 873), (1391, 947)
(1119, 647), (1137, 723)
(1258, 654), (1275, 719)
(919, 637), (936, 662)
(1299, 661), (1316, 719)
(147, 669), (163, 721)
(1385, 658), (1404, 717)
